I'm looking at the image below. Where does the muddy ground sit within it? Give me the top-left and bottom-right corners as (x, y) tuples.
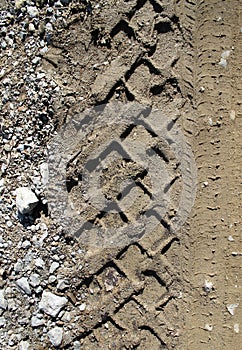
(0, 0), (241, 349)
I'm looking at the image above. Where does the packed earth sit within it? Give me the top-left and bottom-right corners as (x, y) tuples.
(0, 0), (241, 349)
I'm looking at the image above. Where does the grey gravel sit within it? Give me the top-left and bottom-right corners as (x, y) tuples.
(0, 0), (87, 348)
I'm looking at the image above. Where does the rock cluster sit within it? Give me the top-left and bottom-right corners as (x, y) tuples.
(0, 0), (90, 348)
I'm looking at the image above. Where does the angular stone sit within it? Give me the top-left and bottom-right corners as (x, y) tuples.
(16, 187), (39, 214)
(49, 261), (59, 274)
(31, 315), (44, 327)
(39, 291), (67, 317)
(16, 277), (32, 295)
(0, 289), (7, 310)
(48, 326), (63, 347)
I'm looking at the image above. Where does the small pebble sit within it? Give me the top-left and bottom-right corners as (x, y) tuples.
(35, 258), (45, 269)
(19, 340), (30, 350)
(79, 303), (86, 311)
(16, 277), (31, 295)
(234, 323), (239, 333)
(227, 303), (239, 315)
(0, 316), (6, 327)
(204, 280), (213, 293)
(27, 6), (39, 18)
(0, 289), (7, 310)
(49, 261), (59, 274)
(31, 315), (44, 327)
(28, 23), (35, 32)
(204, 323), (213, 331)
(29, 274), (40, 287)
(48, 326), (63, 347)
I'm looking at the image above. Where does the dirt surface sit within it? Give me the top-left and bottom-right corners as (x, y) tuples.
(0, 0), (241, 349)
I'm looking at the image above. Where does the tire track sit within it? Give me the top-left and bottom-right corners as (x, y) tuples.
(41, 0), (198, 348)
(177, 1), (242, 348)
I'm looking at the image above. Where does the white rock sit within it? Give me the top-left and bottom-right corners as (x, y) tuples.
(57, 279), (69, 291)
(27, 6), (39, 18)
(40, 162), (49, 185)
(39, 46), (48, 55)
(28, 23), (35, 32)
(204, 280), (213, 293)
(234, 323), (239, 333)
(79, 303), (86, 311)
(48, 275), (57, 284)
(39, 291), (67, 317)
(22, 240), (31, 249)
(230, 110), (236, 121)
(218, 58), (227, 68)
(35, 257), (45, 269)
(221, 50), (231, 59)
(35, 286), (43, 294)
(15, 0), (25, 9)
(45, 23), (53, 31)
(227, 303), (239, 315)
(19, 340), (30, 350)
(31, 315), (44, 327)
(48, 326), (63, 347)
(208, 117), (213, 126)
(49, 261), (59, 274)
(204, 323), (213, 331)
(0, 316), (6, 327)
(16, 187), (39, 214)
(73, 341), (81, 350)
(32, 57), (40, 65)
(29, 273), (40, 287)
(0, 289), (7, 310)
(61, 311), (71, 322)
(6, 220), (12, 227)
(16, 277), (31, 295)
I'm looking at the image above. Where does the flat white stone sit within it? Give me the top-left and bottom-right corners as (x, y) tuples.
(19, 340), (30, 350)
(48, 326), (63, 347)
(31, 315), (44, 327)
(35, 257), (45, 269)
(234, 323), (239, 333)
(227, 303), (239, 316)
(0, 289), (7, 310)
(40, 162), (49, 185)
(16, 187), (39, 214)
(0, 316), (6, 327)
(29, 273), (40, 287)
(49, 261), (59, 274)
(16, 277), (31, 295)
(27, 6), (39, 18)
(39, 291), (67, 317)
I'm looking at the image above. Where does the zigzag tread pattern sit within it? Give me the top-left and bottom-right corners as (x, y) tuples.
(41, 1), (199, 349)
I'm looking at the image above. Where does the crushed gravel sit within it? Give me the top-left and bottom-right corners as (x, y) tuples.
(0, 1), (90, 348)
